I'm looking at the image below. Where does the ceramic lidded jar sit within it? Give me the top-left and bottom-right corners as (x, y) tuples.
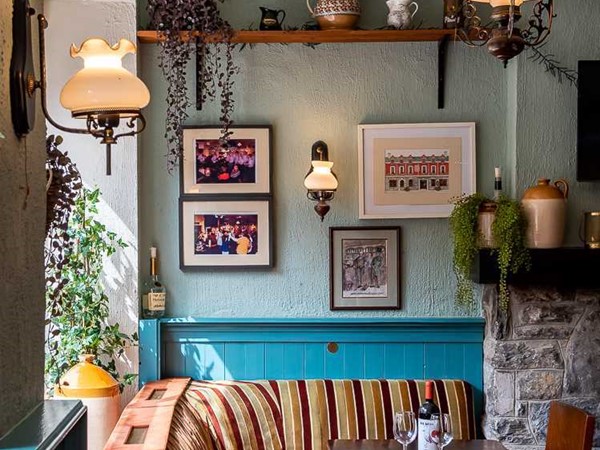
(521, 178), (569, 249)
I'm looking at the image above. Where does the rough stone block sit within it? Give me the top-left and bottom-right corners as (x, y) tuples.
(575, 289), (600, 305)
(489, 371), (514, 416)
(564, 308), (600, 397)
(510, 286), (575, 304)
(513, 325), (573, 340)
(516, 304), (583, 326)
(517, 370), (563, 400)
(491, 342), (563, 370)
(486, 417), (536, 445)
(516, 401), (528, 417)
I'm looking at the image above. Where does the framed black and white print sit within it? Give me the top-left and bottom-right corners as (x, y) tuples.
(182, 126), (272, 195)
(330, 227), (401, 311)
(180, 198), (273, 269)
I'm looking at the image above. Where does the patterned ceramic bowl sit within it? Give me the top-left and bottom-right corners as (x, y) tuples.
(313, 0), (361, 16)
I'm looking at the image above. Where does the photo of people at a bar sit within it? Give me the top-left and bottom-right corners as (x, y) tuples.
(194, 214), (258, 255)
(195, 138), (256, 184)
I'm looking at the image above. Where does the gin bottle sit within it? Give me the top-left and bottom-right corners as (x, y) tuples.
(142, 247), (166, 318)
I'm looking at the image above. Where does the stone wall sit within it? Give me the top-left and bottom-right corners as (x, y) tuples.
(483, 285), (600, 450)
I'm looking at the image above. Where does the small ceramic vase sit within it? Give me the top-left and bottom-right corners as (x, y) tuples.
(387, 0), (419, 30)
(477, 202), (497, 249)
(521, 178), (569, 249)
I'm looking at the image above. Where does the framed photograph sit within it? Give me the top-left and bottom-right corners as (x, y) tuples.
(330, 227), (401, 311)
(182, 126), (272, 195)
(180, 199), (272, 269)
(358, 123), (476, 219)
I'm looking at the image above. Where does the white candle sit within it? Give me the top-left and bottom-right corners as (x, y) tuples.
(495, 167), (501, 179)
(150, 247), (157, 258)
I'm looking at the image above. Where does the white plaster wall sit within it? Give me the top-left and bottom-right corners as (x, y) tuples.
(0, 0), (47, 436)
(45, 0), (139, 407)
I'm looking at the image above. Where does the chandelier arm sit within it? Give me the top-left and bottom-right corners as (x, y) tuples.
(36, 14), (90, 136)
(455, 1), (491, 48)
(113, 113), (147, 141)
(522, 0), (554, 47)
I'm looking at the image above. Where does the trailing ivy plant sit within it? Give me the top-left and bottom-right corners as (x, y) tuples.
(491, 196), (531, 310)
(147, 0), (239, 171)
(450, 194), (530, 310)
(45, 187), (137, 394)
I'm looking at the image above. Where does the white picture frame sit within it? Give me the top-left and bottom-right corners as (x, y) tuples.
(358, 123), (476, 219)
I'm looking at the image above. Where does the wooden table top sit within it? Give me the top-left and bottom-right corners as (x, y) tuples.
(328, 440), (508, 450)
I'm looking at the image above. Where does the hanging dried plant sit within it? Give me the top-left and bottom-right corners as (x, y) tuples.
(147, 0), (239, 171)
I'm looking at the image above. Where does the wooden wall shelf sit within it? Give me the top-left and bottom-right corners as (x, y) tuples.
(472, 247), (600, 287)
(137, 29), (459, 45)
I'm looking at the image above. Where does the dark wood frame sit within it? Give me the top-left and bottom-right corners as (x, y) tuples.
(180, 125), (273, 196)
(329, 227), (401, 311)
(179, 197), (274, 270)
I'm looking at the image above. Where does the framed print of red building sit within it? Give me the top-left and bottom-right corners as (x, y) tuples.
(385, 150), (450, 192)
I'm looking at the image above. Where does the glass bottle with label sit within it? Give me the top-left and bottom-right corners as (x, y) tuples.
(142, 247), (166, 318)
(418, 380), (440, 450)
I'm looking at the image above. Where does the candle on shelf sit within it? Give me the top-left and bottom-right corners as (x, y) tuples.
(494, 167), (503, 201)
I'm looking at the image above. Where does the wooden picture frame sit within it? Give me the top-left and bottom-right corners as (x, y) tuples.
(180, 198), (273, 270)
(330, 227), (401, 311)
(181, 125), (272, 195)
(358, 123), (476, 219)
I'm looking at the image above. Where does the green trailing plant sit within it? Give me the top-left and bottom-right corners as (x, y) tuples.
(45, 187), (137, 394)
(449, 193), (488, 308)
(450, 194), (530, 310)
(492, 196), (531, 310)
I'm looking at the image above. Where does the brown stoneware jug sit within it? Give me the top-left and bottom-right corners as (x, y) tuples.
(521, 178), (569, 249)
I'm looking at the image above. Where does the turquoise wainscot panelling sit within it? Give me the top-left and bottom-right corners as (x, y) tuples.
(139, 318), (485, 426)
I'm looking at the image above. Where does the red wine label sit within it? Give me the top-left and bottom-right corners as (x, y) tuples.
(148, 293), (166, 311)
(418, 418), (439, 450)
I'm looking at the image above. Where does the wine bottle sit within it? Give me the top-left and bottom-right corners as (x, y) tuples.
(142, 247), (166, 319)
(494, 167), (503, 201)
(418, 381), (440, 450)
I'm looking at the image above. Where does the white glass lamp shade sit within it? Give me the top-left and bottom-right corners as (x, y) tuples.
(60, 38), (150, 118)
(304, 161), (339, 191)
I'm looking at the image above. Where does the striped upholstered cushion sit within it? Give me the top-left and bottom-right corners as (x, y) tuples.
(269, 380), (325, 450)
(313, 380), (476, 442)
(185, 380), (284, 450)
(168, 394), (215, 450)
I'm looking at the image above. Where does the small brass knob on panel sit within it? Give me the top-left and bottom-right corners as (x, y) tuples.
(327, 342), (339, 354)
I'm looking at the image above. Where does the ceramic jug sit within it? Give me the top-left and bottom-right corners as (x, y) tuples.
(387, 0), (419, 30)
(307, 0), (361, 30)
(521, 178), (569, 249)
(259, 7), (286, 30)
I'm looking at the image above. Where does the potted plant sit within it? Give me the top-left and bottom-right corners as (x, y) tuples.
(449, 193), (530, 310)
(147, 0), (239, 171)
(45, 182), (137, 394)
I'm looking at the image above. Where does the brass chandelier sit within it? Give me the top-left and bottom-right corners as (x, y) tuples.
(457, 0), (554, 66)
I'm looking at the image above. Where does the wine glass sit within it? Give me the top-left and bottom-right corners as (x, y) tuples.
(394, 411), (417, 450)
(431, 413), (453, 449)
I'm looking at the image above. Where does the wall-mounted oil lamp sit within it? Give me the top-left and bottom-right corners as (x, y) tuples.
(10, 0), (150, 175)
(304, 141), (338, 221)
(457, 0), (554, 66)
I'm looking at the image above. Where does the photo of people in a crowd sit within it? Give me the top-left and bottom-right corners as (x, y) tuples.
(341, 239), (388, 298)
(195, 139), (256, 184)
(194, 214), (258, 256)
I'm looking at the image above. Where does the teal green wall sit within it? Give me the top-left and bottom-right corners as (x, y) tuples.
(138, 1), (600, 318)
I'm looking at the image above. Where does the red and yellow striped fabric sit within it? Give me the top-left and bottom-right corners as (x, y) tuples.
(185, 380), (284, 450)
(313, 379), (476, 442)
(269, 380), (325, 450)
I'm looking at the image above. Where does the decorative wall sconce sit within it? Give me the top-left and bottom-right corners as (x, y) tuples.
(457, 0), (554, 66)
(10, 0), (150, 175)
(304, 140), (339, 221)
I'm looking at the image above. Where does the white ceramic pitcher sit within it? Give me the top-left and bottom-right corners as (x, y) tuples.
(387, 0), (419, 29)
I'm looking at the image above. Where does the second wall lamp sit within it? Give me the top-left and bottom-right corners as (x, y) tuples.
(10, 0), (150, 175)
(304, 140), (338, 221)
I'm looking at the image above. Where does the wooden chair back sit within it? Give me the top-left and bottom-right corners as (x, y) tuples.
(545, 401), (595, 450)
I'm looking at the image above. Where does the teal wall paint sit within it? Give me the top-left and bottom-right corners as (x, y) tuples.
(138, 1), (599, 318)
